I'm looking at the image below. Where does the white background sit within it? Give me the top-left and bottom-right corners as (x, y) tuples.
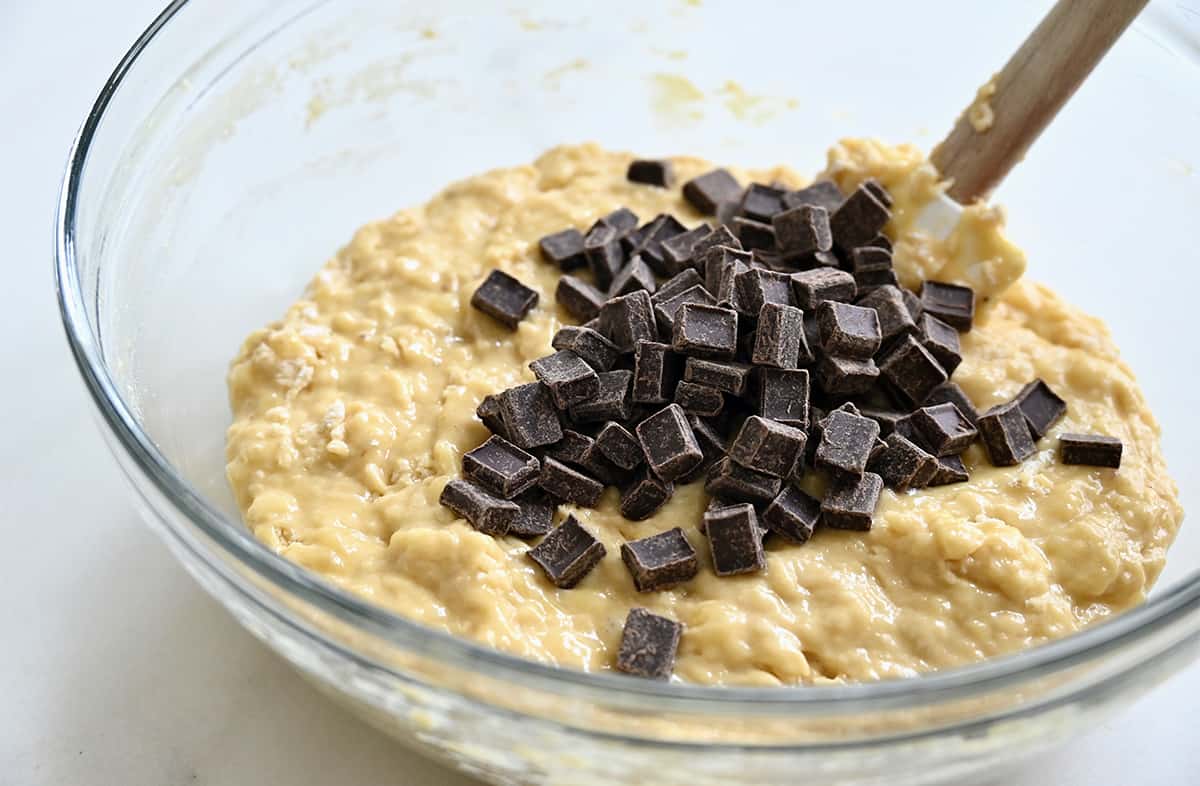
(1, 2), (1197, 784)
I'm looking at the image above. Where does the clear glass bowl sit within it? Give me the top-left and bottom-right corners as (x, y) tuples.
(55, 1), (1200, 783)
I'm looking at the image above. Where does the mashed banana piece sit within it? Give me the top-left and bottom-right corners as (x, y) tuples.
(226, 141), (1182, 686)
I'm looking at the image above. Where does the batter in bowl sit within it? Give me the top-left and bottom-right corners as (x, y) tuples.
(225, 140), (1182, 685)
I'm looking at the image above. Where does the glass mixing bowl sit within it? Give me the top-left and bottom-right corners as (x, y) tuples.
(55, 1), (1200, 783)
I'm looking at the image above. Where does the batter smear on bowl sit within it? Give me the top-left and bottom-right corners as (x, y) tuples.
(225, 140), (1182, 685)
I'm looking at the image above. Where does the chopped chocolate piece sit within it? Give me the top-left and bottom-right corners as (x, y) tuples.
(858, 405), (907, 437)
(879, 334), (948, 407)
(735, 268), (794, 315)
(538, 456), (605, 507)
(609, 255), (659, 297)
(440, 478), (519, 535)
(926, 382), (980, 425)
(660, 225), (712, 275)
(715, 199), (739, 227)
(782, 180), (844, 212)
(913, 403), (978, 456)
(636, 403), (703, 482)
(728, 415), (807, 478)
(919, 314), (962, 375)
(762, 486), (821, 544)
(902, 288), (923, 322)
(506, 488), (555, 538)
(603, 207), (641, 234)
(755, 367), (810, 427)
(821, 471), (883, 531)
(556, 275), (608, 322)
(977, 401), (1036, 466)
(621, 527), (697, 590)
(583, 222), (624, 290)
(528, 515), (606, 588)
(689, 226), (742, 272)
(752, 303), (805, 369)
(848, 245), (893, 274)
(1060, 433), (1122, 468)
(654, 268), (706, 303)
(683, 169), (743, 215)
(929, 453), (969, 486)
(616, 608), (682, 678)
(862, 178), (893, 208)
(854, 267), (900, 294)
(581, 446), (634, 487)
(683, 357), (753, 396)
(816, 355), (879, 396)
(569, 369), (634, 424)
(732, 216), (776, 251)
(739, 183), (788, 222)
(598, 290), (658, 352)
(1015, 379), (1068, 440)
(869, 233), (893, 252)
(704, 457), (782, 505)
(870, 433), (937, 491)
(772, 204), (832, 256)
(500, 382), (563, 449)
(595, 421), (644, 471)
(830, 184), (891, 249)
(672, 303), (738, 359)
(632, 341), (681, 404)
(920, 281), (975, 331)
(689, 414), (728, 464)
(476, 393), (509, 437)
(818, 301), (882, 359)
(791, 268), (856, 310)
(543, 429), (595, 466)
(703, 502), (766, 576)
(552, 325), (621, 371)
(815, 408), (881, 478)
(618, 467), (675, 520)
(471, 270), (539, 329)
(857, 285), (916, 344)
(653, 283), (718, 335)
(703, 245), (753, 299)
(627, 158), (674, 187)
(531, 350), (601, 410)
(674, 381), (724, 417)
(539, 228), (588, 271)
(462, 435), (541, 499)
(631, 214), (689, 276)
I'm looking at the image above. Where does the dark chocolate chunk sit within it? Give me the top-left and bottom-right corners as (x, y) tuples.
(816, 355), (879, 396)
(781, 180), (844, 212)
(752, 303), (806, 369)
(683, 169), (743, 215)
(762, 486), (821, 544)
(703, 502), (766, 576)
(506, 489), (556, 538)
(672, 303), (738, 359)
(977, 401), (1037, 466)
(739, 183), (788, 222)
(728, 415), (807, 478)
(858, 405), (907, 437)
(817, 301), (882, 359)
(616, 608), (682, 679)
(920, 281), (975, 331)
(631, 214), (689, 276)
(772, 204), (832, 256)
(821, 472), (883, 531)
(919, 314), (962, 375)
(581, 445), (634, 487)
(531, 350), (601, 410)
(660, 226), (712, 274)
(627, 158), (674, 187)
(689, 414), (728, 464)
(1014, 379), (1067, 440)
(715, 199), (740, 227)
(440, 478), (519, 536)
(1060, 433), (1122, 468)
(869, 433), (937, 491)
(929, 453), (969, 486)
(538, 456), (605, 507)
(598, 290), (658, 352)
(830, 184), (891, 249)
(902, 288), (923, 322)
(632, 341), (681, 404)
(543, 429), (595, 466)
(683, 358), (753, 396)
(556, 275), (608, 322)
(913, 403), (978, 456)
(854, 267), (900, 294)
(471, 270), (539, 329)
(653, 283), (718, 336)
(755, 367), (810, 427)
(602, 207), (640, 234)
(857, 285), (916, 344)
(791, 268), (856, 310)
(621, 527), (697, 590)
(870, 233), (893, 253)
(636, 403), (703, 482)
(702, 245), (752, 300)
(619, 467), (675, 520)
(732, 216), (776, 251)
(583, 222), (624, 290)
(552, 325), (620, 371)
(735, 268), (794, 315)
(653, 268), (706, 303)
(879, 334), (948, 406)
(462, 435), (541, 499)
(500, 382), (563, 449)
(569, 370), (634, 423)
(528, 515), (606, 588)
(609, 255), (659, 297)
(848, 245), (892, 275)
(926, 382), (980, 425)
(689, 226), (742, 273)
(596, 421), (645, 470)
(815, 408), (881, 478)
(862, 178), (894, 208)
(704, 457), (782, 505)
(674, 381), (724, 417)
(476, 393), (509, 437)
(539, 228), (588, 271)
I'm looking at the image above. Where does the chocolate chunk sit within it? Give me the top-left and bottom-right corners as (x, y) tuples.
(506, 489), (556, 538)
(500, 382), (563, 449)
(791, 268), (856, 310)
(762, 486), (821, 544)
(816, 355), (879, 396)
(782, 180), (844, 212)
(674, 381), (724, 417)
(689, 226), (742, 273)
(704, 457), (782, 504)
(702, 245), (753, 298)
(569, 370), (634, 423)
(735, 268), (794, 314)
(598, 290), (658, 352)
(919, 314), (962, 375)
(977, 401), (1036, 466)
(556, 275), (608, 322)
(854, 267), (900, 294)
(631, 214), (689, 276)
(858, 405), (907, 437)
(689, 414), (728, 465)
(581, 446), (634, 487)
(870, 433), (937, 491)
(621, 527), (697, 590)
(627, 158), (674, 187)
(772, 204), (832, 256)
(471, 270), (539, 329)
(476, 393), (509, 437)
(732, 216), (776, 251)
(703, 502), (766, 576)
(683, 169), (743, 215)
(902, 288), (923, 322)
(815, 408), (881, 478)
(848, 245), (892, 275)
(440, 478), (520, 535)
(552, 325), (620, 371)
(926, 382), (980, 425)
(616, 608), (682, 679)
(755, 367), (810, 427)
(715, 199), (739, 227)
(818, 301), (882, 359)
(672, 303), (738, 359)
(857, 285), (916, 344)
(751, 303), (805, 369)
(543, 429), (595, 466)
(632, 341), (681, 404)
(636, 403), (703, 482)
(538, 456), (605, 507)
(462, 435), (541, 499)
(528, 515), (606, 588)
(618, 467), (675, 520)
(660, 226), (712, 274)
(539, 228), (587, 271)
(1015, 379), (1067, 440)
(683, 358), (753, 396)
(861, 178), (893, 208)
(913, 403), (978, 456)
(583, 222), (625, 289)
(653, 283), (718, 336)
(920, 281), (975, 331)
(603, 207), (641, 234)
(1060, 433), (1122, 468)
(821, 471), (883, 531)
(596, 421), (644, 470)
(531, 350), (601, 410)
(609, 255), (659, 297)
(654, 268), (706, 303)
(830, 184), (891, 249)
(929, 454), (969, 486)
(879, 334), (948, 406)
(739, 183), (788, 222)
(728, 415), (807, 478)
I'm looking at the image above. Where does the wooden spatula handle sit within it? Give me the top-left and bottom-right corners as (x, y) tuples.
(931, 0), (1148, 204)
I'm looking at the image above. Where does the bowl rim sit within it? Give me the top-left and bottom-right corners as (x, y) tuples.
(54, 0), (1200, 723)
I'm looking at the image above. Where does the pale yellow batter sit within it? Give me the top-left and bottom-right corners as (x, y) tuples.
(225, 141), (1182, 686)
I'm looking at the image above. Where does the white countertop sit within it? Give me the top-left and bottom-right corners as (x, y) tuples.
(1, 2), (1196, 784)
